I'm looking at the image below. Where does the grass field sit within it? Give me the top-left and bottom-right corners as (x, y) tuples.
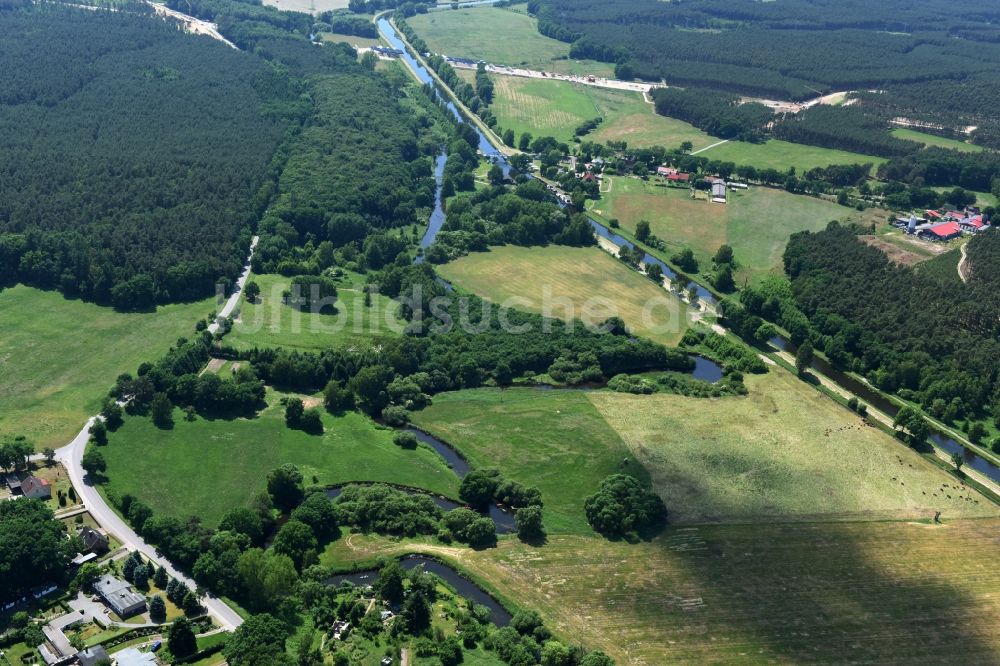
(320, 32), (382, 48)
(413, 388), (650, 535)
(223, 273), (403, 353)
(0, 285), (213, 450)
(891, 128), (984, 153)
(408, 8), (613, 76)
(436, 245), (688, 347)
(414, 372), (994, 529)
(590, 179), (873, 283)
(696, 138), (888, 173)
(324, 519), (1000, 664)
(99, 390), (460, 526)
(488, 75), (714, 149)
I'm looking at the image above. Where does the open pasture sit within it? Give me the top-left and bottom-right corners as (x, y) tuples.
(436, 245), (688, 347)
(0, 285), (212, 450)
(224, 272), (403, 353)
(99, 391), (459, 526)
(324, 519), (1000, 664)
(591, 180), (866, 283)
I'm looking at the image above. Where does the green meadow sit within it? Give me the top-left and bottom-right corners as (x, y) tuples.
(99, 390), (460, 526)
(590, 179), (873, 283)
(437, 245), (688, 348)
(414, 373), (993, 529)
(695, 137), (888, 173)
(891, 127), (984, 153)
(0, 284), (213, 450)
(224, 272), (403, 352)
(408, 8), (614, 76)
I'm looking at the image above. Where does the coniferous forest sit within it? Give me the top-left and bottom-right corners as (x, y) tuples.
(0, 3), (303, 309)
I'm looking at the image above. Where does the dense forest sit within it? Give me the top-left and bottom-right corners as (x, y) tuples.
(772, 106), (923, 158)
(0, 3), (300, 309)
(529, 0), (1000, 102)
(650, 88), (772, 142)
(758, 226), (1000, 424)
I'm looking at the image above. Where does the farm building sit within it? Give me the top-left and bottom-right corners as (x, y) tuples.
(921, 221), (962, 241)
(657, 166), (690, 182)
(711, 181), (727, 203)
(93, 574), (146, 618)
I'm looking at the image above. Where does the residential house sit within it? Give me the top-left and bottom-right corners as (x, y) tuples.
(113, 647), (158, 666)
(93, 574), (146, 618)
(78, 526), (110, 554)
(78, 646), (110, 666)
(21, 476), (51, 500)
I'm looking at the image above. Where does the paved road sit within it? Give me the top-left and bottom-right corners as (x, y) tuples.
(52, 238), (259, 632)
(209, 235), (258, 334)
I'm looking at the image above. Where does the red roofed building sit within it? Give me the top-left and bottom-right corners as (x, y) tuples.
(925, 210), (941, 219)
(20, 476), (51, 500)
(960, 215), (986, 232)
(924, 221), (962, 240)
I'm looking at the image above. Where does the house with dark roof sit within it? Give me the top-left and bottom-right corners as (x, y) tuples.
(78, 526), (110, 554)
(21, 476), (51, 500)
(93, 574), (146, 618)
(77, 646), (110, 666)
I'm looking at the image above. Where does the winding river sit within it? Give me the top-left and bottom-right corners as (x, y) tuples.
(327, 555), (513, 627)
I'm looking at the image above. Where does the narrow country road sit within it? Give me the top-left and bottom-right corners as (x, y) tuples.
(52, 237), (258, 632)
(690, 139), (730, 155)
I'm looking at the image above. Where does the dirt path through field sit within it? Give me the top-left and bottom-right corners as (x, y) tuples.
(959, 243), (971, 282)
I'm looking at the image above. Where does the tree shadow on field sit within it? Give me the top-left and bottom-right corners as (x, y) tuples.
(646, 520), (1000, 663)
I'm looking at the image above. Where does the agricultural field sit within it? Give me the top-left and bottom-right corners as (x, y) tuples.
(98, 390), (460, 526)
(414, 371), (995, 529)
(695, 138), (888, 173)
(590, 179), (877, 283)
(224, 272), (404, 353)
(488, 75), (714, 149)
(408, 8), (613, 76)
(323, 519), (1000, 664)
(436, 245), (688, 347)
(891, 128), (984, 153)
(0, 285), (213, 450)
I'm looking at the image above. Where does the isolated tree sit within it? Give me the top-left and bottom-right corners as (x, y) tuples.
(795, 342), (814, 375)
(42, 447), (56, 465)
(502, 128), (515, 147)
(951, 452), (964, 473)
(518, 132), (532, 151)
(635, 220), (651, 242)
(323, 380), (353, 412)
(679, 140), (693, 153)
(579, 651), (614, 666)
(168, 618), (197, 657)
(101, 399), (124, 430)
(670, 247), (698, 273)
(299, 408), (323, 434)
(713, 244), (734, 265)
(393, 431), (418, 449)
(645, 262), (663, 284)
(244, 280), (260, 303)
(81, 449), (106, 477)
(712, 263), (735, 292)
(267, 464), (304, 512)
(284, 398), (304, 428)
(894, 406), (930, 445)
(515, 505), (545, 542)
(149, 595), (166, 623)
(150, 392), (173, 428)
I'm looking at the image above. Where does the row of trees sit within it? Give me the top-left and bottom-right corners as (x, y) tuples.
(650, 88), (773, 142)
